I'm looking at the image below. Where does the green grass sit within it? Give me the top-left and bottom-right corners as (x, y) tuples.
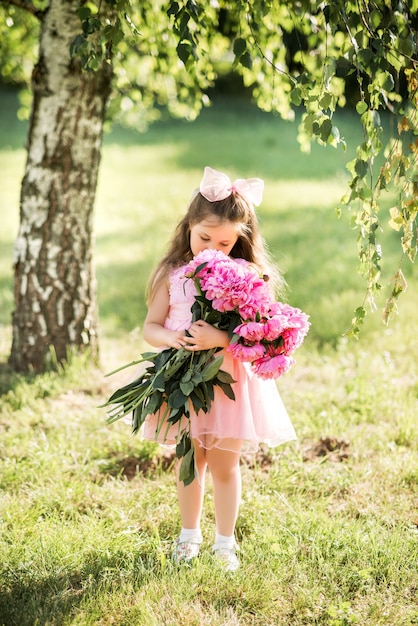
(0, 87), (417, 625)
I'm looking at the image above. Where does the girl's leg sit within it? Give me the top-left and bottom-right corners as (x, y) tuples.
(206, 440), (243, 536)
(176, 439), (207, 529)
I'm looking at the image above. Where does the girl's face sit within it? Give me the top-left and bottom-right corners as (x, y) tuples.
(189, 218), (240, 257)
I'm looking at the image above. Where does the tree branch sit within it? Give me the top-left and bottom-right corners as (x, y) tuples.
(0, 0), (46, 20)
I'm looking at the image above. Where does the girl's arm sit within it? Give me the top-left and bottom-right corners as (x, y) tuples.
(143, 278), (229, 352)
(143, 281), (188, 350)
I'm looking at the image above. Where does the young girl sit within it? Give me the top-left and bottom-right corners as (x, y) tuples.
(142, 166), (296, 572)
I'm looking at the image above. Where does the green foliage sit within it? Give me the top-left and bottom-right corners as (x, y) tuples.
(69, 0), (219, 123)
(166, 0), (418, 333)
(0, 3), (40, 85)
(0, 0), (417, 330)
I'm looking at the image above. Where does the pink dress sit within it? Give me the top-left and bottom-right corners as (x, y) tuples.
(143, 266), (297, 452)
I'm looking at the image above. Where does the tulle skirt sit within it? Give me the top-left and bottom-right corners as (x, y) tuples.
(143, 350), (296, 453)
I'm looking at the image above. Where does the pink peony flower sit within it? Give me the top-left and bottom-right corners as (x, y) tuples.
(184, 249), (230, 281)
(238, 285), (272, 320)
(281, 327), (305, 354)
(202, 262), (254, 311)
(233, 321), (266, 342)
(261, 316), (288, 341)
(252, 354), (295, 379)
(227, 341), (266, 362)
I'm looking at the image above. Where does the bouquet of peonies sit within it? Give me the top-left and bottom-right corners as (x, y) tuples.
(185, 250), (310, 379)
(102, 249), (310, 485)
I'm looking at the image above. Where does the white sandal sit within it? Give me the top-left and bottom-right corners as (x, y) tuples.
(172, 540), (201, 563)
(213, 546), (240, 572)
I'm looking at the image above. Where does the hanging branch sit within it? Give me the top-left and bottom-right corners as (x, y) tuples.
(0, 0), (46, 20)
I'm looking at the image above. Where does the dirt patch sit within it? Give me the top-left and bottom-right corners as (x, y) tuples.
(99, 444), (281, 481)
(101, 450), (176, 480)
(302, 436), (350, 463)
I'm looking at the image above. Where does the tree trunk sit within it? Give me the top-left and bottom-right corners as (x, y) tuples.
(9, 0), (112, 373)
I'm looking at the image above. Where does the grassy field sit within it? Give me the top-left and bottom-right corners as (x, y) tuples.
(0, 87), (417, 626)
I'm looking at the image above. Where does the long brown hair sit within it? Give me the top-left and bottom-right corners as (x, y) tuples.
(147, 191), (285, 302)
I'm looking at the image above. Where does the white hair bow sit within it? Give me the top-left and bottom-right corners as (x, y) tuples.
(199, 166), (264, 206)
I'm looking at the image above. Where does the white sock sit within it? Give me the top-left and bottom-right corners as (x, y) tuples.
(213, 532), (236, 551)
(178, 527), (203, 544)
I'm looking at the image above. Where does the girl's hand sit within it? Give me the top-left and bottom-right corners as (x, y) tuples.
(165, 330), (190, 350)
(184, 320), (229, 351)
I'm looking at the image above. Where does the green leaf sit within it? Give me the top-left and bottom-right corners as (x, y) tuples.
(201, 380), (214, 404)
(181, 370), (192, 382)
(290, 87), (302, 106)
(152, 372), (165, 391)
(163, 351), (190, 380)
(355, 159), (368, 179)
(176, 41), (192, 65)
(176, 430), (191, 458)
(168, 387), (188, 409)
(191, 300), (203, 322)
(194, 382), (212, 412)
(132, 407), (140, 433)
(378, 71), (394, 92)
(239, 51), (252, 70)
(142, 351), (162, 362)
(356, 101), (368, 115)
(88, 55), (100, 71)
(205, 310), (223, 325)
(345, 306), (367, 339)
(70, 34), (86, 57)
(144, 391), (163, 415)
(233, 37), (247, 57)
(180, 379), (195, 395)
(193, 261), (209, 275)
(82, 17), (102, 36)
(179, 447), (195, 485)
(105, 377), (146, 403)
(167, 407), (182, 424)
(77, 7), (92, 21)
(354, 306), (366, 321)
(167, 1), (180, 17)
(201, 355), (224, 382)
(388, 206), (404, 231)
(303, 113), (316, 134)
(357, 48), (373, 70)
(103, 25), (124, 46)
(216, 369), (235, 384)
(320, 118), (332, 142)
(154, 349), (175, 369)
(191, 371), (203, 385)
(189, 389), (205, 411)
(216, 381), (236, 401)
(319, 93), (332, 109)
(312, 121), (321, 136)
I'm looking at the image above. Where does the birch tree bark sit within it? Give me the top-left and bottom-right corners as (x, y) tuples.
(9, 0), (112, 372)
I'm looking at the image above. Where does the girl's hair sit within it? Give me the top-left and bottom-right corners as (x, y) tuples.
(147, 191), (285, 302)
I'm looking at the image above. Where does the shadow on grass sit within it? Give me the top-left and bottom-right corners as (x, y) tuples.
(0, 361), (23, 396)
(0, 549), (159, 626)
